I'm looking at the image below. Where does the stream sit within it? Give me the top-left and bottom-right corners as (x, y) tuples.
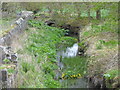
(44, 19), (94, 88)
(56, 43), (93, 88)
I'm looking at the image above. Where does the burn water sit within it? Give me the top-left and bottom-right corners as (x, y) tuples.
(56, 43), (94, 88)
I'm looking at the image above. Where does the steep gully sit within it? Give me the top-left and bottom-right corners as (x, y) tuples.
(45, 20), (95, 88)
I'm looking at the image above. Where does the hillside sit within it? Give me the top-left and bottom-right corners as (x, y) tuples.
(0, 2), (119, 89)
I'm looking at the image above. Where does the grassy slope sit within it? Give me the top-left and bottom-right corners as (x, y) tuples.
(80, 19), (119, 88)
(15, 19), (79, 88)
(0, 18), (16, 37)
(16, 20), (67, 88)
(35, 10), (119, 88)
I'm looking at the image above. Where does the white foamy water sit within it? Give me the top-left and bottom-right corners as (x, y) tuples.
(56, 43), (93, 88)
(57, 43), (78, 70)
(61, 43), (78, 58)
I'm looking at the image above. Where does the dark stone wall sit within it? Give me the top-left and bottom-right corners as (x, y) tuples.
(0, 11), (33, 46)
(0, 47), (5, 64)
(0, 11), (33, 89)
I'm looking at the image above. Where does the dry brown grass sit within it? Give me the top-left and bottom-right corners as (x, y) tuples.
(79, 22), (118, 77)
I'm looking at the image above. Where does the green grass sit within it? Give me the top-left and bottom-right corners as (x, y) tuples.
(104, 69), (119, 88)
(80, 9), (109, 18)
(96, 43), (103, 49)
(7, 68), (15, 74)
(0, 17), (14, 25)
(0, 19), (8, 25)
(3, 58), (10, 63)
(104, 69), (119, 80)
(57, 36), (78, 50)
(95, 40), (118, 49)
(60, 56), (88, 88)
(18, 19), (79, 88)
(104, 40), (118, 47)
(18, 20), (65, 88)
(83, 19), (118, 38)
(0, 64), (16, 76)
(62, 56), (88, 77)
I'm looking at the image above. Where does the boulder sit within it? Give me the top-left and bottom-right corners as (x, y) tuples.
(0, 37), (5, 45)
(17, 11), (33, 19)
(0, 46), (17, 64)
(0, 47), (5, 64)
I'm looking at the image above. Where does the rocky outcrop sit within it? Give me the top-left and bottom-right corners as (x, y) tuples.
(0, 46), (17, 64)
(0, 11), (33, 89)
(45, 20), (56, 26)
(60, 24), (81, 36)
(0, 11), (33, 46)
(44, 19), (81, 37)
(0, 47), (6, 64)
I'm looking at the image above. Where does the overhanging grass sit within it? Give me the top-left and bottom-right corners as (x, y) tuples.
(62, 56), (88, 77)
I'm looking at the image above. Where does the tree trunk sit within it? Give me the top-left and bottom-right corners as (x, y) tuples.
(96, 10), (101, 20)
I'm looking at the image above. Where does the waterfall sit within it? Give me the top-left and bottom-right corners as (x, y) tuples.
(57, 43), (78, 70)
(61, 43), (78, 58)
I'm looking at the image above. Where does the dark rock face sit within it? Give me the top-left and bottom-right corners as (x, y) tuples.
(0, 46), (17, 88)
(44, 20), (81, 37)
(1, 69), (7, 81)
(0, 46), (18, 64)
(45, 20), (56, 26)
(78, 49), (84, 56)
(10, 54), (17, 63)
(33, 9), (39, 14)
(60, 24), (71, 30)
(70, 26), (80, 36)
(0, 47), (6, 64)
(0, 11), (33, 88)
(88, 75), (107, 89)
(78, 42), (89, 56)
(34, 14), (49, 19)
(60, 24), (80, 37)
